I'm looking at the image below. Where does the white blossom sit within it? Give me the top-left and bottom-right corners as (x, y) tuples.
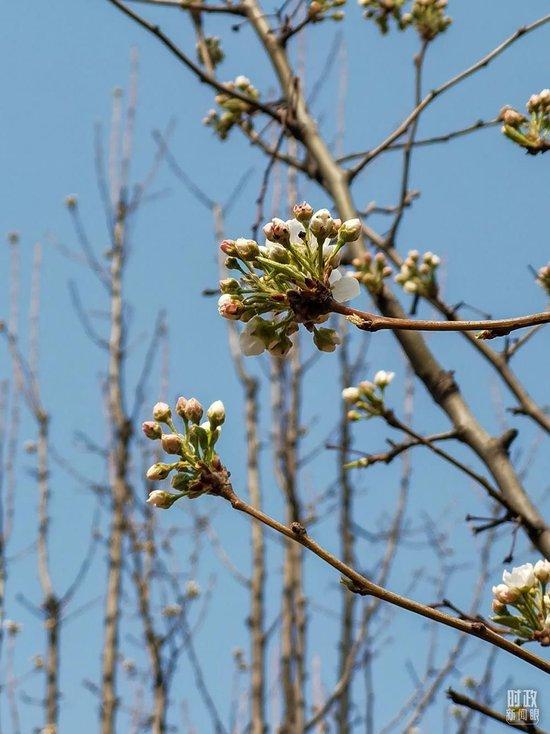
(239, 319), (266, 356)
(374, 370), (395, 388)
(329, 269), (360, 302)
(502, 562), (536, 591)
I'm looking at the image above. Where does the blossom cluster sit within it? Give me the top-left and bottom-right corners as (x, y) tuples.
(394, 249), (440, 296)
(308, 0), (346, 22)
(491, 560), (550, 646)
(342, 370), (394, 430)
(197, 36), (224, 68)
(536, 262), (550, 297)
(358, 0), (451, 40)
(203, 76), (260, 140)
(351, 251), (393, 295)
(499, 89), (550, 154)
(143, 398), (229, 508)
(217, 204), (362, 356)
(403, 0), (451, 40)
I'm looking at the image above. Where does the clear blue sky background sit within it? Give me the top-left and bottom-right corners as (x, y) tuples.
(1, 1), (549, 731)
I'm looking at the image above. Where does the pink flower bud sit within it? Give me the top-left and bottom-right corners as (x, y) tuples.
(184, 398), (204, 424)
(220, 239), (237, 255)
(263, 218), (290, 246)
(293, 201), (314, 223)
(218, 294), (244, 320)
(142, 421), (162, 440)
(176, 396), (188, 418)
(161, 433), (183, 455)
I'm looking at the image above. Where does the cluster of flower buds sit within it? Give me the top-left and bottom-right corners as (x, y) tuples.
(536, 262), (550, 297)
(358, 0), (450, 39)
(217, 204), (362, 356)
(342, 370), (394, 434)
(351, 251), (392, 295)
(143, 398), (229, 508)
(394, 249), (440, 297)
(499, 89), (550, 154)
(491, 560), (550, 646)
(401, 0), (451, 40)
(358, 0), (407, 34)
(203, 76), (260, 140)
(197, 36), (225, 68)
(308, 0), (346, 22)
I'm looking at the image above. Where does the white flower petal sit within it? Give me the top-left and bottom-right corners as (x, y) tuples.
(239, 328), (265, 356)
(286, 218), (306, 244)
(331, 273), (360, 302)
(329, 269), (342, 286)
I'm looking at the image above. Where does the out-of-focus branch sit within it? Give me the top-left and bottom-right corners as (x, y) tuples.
(447, 688), (548, 733)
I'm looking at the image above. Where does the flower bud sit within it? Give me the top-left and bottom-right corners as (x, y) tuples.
(342, 387), (360, 403)
(220, 239), (237, 255)
(308, 0), (322, 17)
(218, 294), (244, 320)
(492, 598), (505, 614)
(338, 218), (362, 242)
(176, 396), (188, 418)
(224, 257), (240, 270)
(293, 201), (314, 223)
(309, 209), (334, 242)
(534, 559), (550, 583)
(234, 238), (260, 260)
(219, 278), (241, 294)
(207, 400), (226, 428)
(374, 370), (395, 388)
(153, 402), (172, 423)
(527, 94), (541, 113)
(146, 463), (173, 481)
(492, 583), (520, 605)
(184, 398), (204, 424)
(142, 421), (162, 440)
(499, 106), (525, 128)
(263, 218), (290, 246)
(359, 380), (375, 395)
(161, 433), (183, 455)
(234, 75), (251, 89)
(267, 244), (290, 263)
(147, 489), (180, 509)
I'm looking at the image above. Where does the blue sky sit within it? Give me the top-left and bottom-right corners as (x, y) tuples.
(1, 1), (550, 731)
